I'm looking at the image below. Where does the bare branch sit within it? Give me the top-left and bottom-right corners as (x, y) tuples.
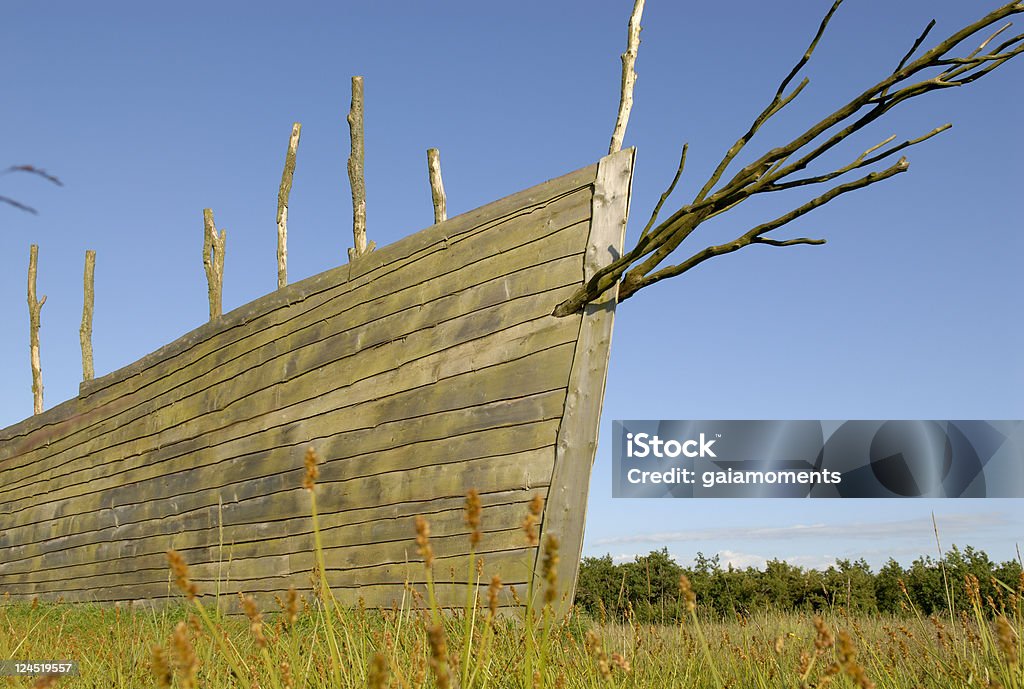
(81, 249), (96, 382)
(203, 208), (226, 320)
(347, 76), (375, 261)
(554, 3), (1023, 316)
(891, 19), (937, 80)
(427, 147), (447, 224)
(639, 143), (687, 240)
(766, 124), (950, 191)
(617, 159), (909, 301)
(691, 0), (843, 204)
(609, 0), (645, 154)
(754, 237), (827, 247)
(277, 122), (301, 289)
(27, 244), (45, 414)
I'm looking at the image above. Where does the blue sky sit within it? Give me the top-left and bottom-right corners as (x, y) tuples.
(2, 2), (1021, 573)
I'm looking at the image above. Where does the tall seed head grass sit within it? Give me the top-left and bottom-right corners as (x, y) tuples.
(542, 535), (560, 605)
(679, 574), (696, 614)
(151, 644), (173, 688)
(240, 593), (267, 649)
(488, 575), (503, 618)
(836, 629), (875, 689)
(172, 620), (199, 689)
(167, 549), (198, 601)
(994, 615), (1018, 666)
(302, 446), (319, 490)
(523, 494), (543, 547)
(415, 515), (435, 568)
(427, 623), (451, 689)
(367, 652), (388, 689)
(464, 488), (482, 547)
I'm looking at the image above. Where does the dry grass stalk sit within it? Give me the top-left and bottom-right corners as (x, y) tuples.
(542, 535), (560, 605)
(240, 593), (268, 648)
(994, 615), (1018, 666)
(367, 652), (389, 689)
(522, 494), (543, 547)
(488, 575), (503, 618)
(167, 549), (198, 601)
(464, 489), (482, 547)
(302, 446), (319, 491)
(678, 574), (696, 614)
(427, 623), (451, 689)
(172, 620), (199, 689)
(151, 644), (173, 688)
(415, 515), (435, 568)
(836, 629), (875, 689)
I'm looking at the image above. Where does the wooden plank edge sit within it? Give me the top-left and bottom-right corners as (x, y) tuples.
(0, 161), (599, 443)
(536, 148), (635, 617)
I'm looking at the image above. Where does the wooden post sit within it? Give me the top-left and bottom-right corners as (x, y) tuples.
(80, 249), (96, 382)
(426, 148), (447, 224)
(27, 244), (46, 414)
(347, 76), (375, 260)
(609, 0), (644, 154)
(277, 122), (301, 289)
(203, 208), (226, 320)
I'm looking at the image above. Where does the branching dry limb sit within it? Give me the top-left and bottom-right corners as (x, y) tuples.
(553, 1), (1024, 316)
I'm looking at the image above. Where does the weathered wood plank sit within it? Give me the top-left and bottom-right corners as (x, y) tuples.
(0, 203), (590, 483)
(0, 261), (585, 507)
(2, 428), (556, 565)
(3, 389), (567, 549)
(4, 530), (533, 597)
(537, 149), (634, 616)
(3, 336), (574, 526)
(3, 452), (552, 579)
(0, 161), (598, 449)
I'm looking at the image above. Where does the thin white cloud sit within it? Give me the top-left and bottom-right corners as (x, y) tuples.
(592, 511), (1012, 547)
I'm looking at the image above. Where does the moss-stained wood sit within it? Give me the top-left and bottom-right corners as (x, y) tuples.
(4, 448), (553, 579)
(2, 489), (546, 581)
(0, 153), (632, 606)
(0, 203), (590, 481)
(3, 430), (555, 564)
(0, 285), (581, 504)
(3, 342), (573, 528)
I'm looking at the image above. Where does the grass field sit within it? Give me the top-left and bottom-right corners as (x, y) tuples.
(2, 450), (1020, 688)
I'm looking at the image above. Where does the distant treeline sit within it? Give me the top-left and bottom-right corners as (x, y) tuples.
(573, 546), (1023, 623)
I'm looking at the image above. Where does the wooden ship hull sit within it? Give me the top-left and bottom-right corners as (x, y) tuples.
(0, 149), (634, 610)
